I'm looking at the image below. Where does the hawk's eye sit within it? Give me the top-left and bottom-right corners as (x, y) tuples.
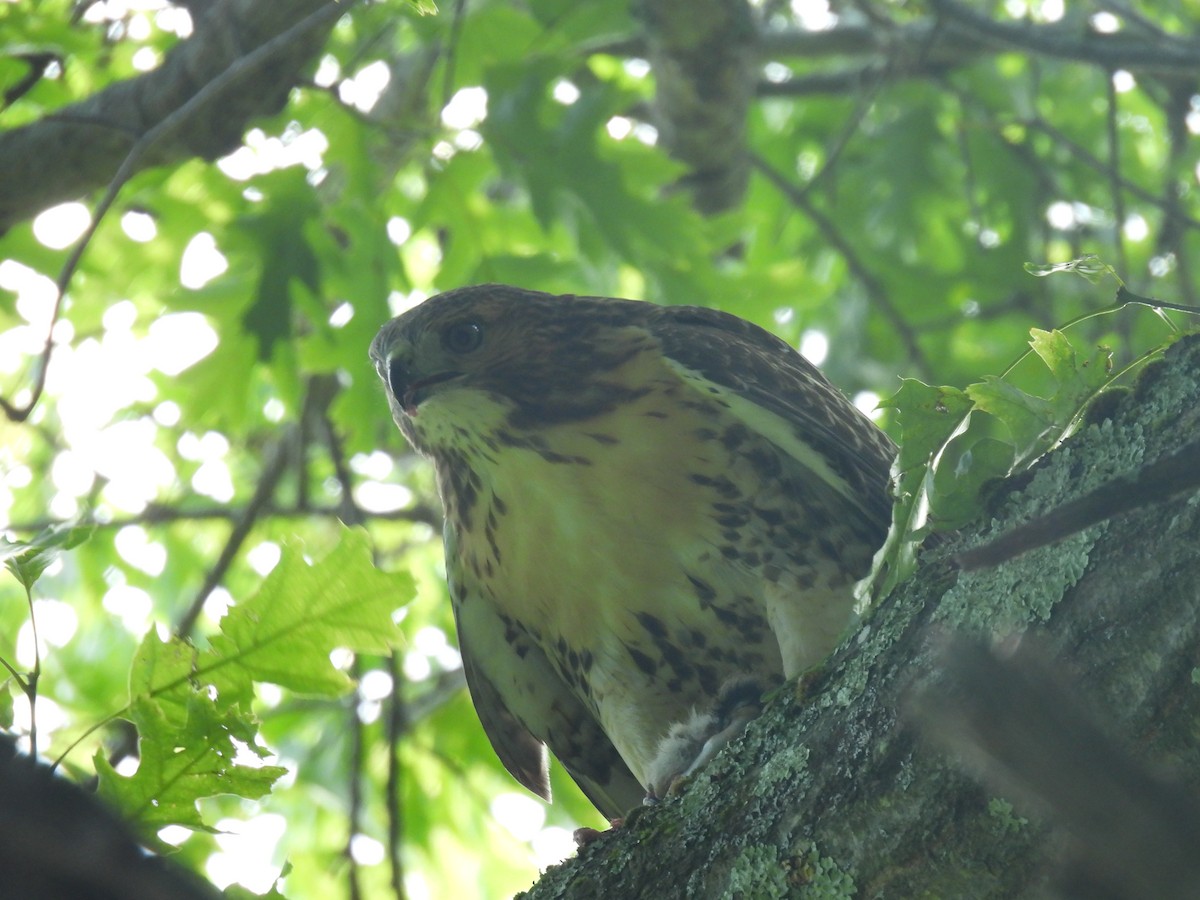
(442, 321), (483, 354)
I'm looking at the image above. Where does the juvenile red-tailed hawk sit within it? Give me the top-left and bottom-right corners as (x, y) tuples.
(371, 285), (894, 817)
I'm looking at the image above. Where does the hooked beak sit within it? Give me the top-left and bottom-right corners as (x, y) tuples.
(387, 358), (462, 416)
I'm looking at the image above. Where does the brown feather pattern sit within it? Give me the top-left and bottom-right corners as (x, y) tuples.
(371, 284), (895, 817)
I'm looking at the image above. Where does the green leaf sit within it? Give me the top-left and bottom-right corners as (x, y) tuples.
(224, 872), (292, 900)
(94, 529), (409, 843)
(968, 330), (1114, 466)
(1024, 254), (1120, 285)
(128, 627), (198, 728)
(1030, 328), (1112, 396)
(96, 690), (285, 840)
(199, 528), (409, 706)
(1, 523), (94, 590)
(1030, 328), (1114, 435)
(928, 433), (1014, 527)
(97, 634), (286, 842)
(235, 170), (322, 362)
(0, 680), (13, 729)
(880, 379), (974, 475)
(863, 380), (975, 601)
(966, 377), (1057, 466)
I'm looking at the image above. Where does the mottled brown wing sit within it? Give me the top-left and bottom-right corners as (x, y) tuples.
(456, 626), (552, 802)
(450, 547), (645, 818)
(646, 303), (895, 532)
(456, 627), (646, 818)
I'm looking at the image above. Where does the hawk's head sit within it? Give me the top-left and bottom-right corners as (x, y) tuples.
(370, 284), (660, 455)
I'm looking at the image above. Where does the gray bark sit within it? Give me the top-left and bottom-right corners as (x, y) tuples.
(521, 334), (1200, 898)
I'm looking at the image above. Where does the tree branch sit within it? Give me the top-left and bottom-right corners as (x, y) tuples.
(174, 423), (295, 640)
(954, 436), (1200, 570)
(2, 502), (439, 538)
(927, 0), (1200, 76)
(0, 0), (344, 232)
(761, 15), (1200, 78)
(749, 152), (934, 379)
(634, 0), (758, 213)
(911, 635), (1200, 899)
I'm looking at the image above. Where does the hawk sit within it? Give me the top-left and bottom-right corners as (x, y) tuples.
(371, 285), (895, 818)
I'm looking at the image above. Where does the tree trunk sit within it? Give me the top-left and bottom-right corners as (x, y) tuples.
(521, 333), (1200, 899)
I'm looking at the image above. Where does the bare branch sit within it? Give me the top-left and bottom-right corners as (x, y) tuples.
(1026, 116), (1200, 233)
(760, 15), (1200, 79)
(0, 0), (350, 424)
(749, 152), (934, 379)
(386, 653), (409, 900)
(927, 0), (1200, 77)
(346, 658), (365, 900)
(3, 503), (439, 538)
(955, 436), (1200, 570)
(174, 423), (295, 640)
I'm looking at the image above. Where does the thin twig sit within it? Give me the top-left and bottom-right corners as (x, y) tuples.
(440, 0), (469, 111)
(1097, 0), (1173, 37)
(386, 652), (407, 900)
(956, 436), (1200, 570)
(3, 502), (439, 537)
(927, 0), (1200, 74)
(1104, 72), (1129, 279)
(749, 152), (933, 379)
(23, 584), (41, 758)
(314, 376), (368, 528)
(322, 404), (411, 897)
(757, 62), (951, 97)
(1158, 85), (1197, 309)
(347, 657), (365, 900)
(805, 80), (881, 198)
(1027, 117), (1200, 232)
(173, 428), (295, 640)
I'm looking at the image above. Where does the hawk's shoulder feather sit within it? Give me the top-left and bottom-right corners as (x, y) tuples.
(640, 303), (895, 528)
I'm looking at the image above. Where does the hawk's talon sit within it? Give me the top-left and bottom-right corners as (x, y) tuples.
(644, 676), (765, 799)
(572, 817), (625, 847)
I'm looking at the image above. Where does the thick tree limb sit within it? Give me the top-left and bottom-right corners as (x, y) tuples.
(4, 3), (1196, 226)
(0, 0), (342, 232)
(0, 737), (222, 900)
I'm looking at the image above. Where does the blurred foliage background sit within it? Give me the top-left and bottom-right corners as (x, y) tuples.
(0, 0), (1196, 897)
